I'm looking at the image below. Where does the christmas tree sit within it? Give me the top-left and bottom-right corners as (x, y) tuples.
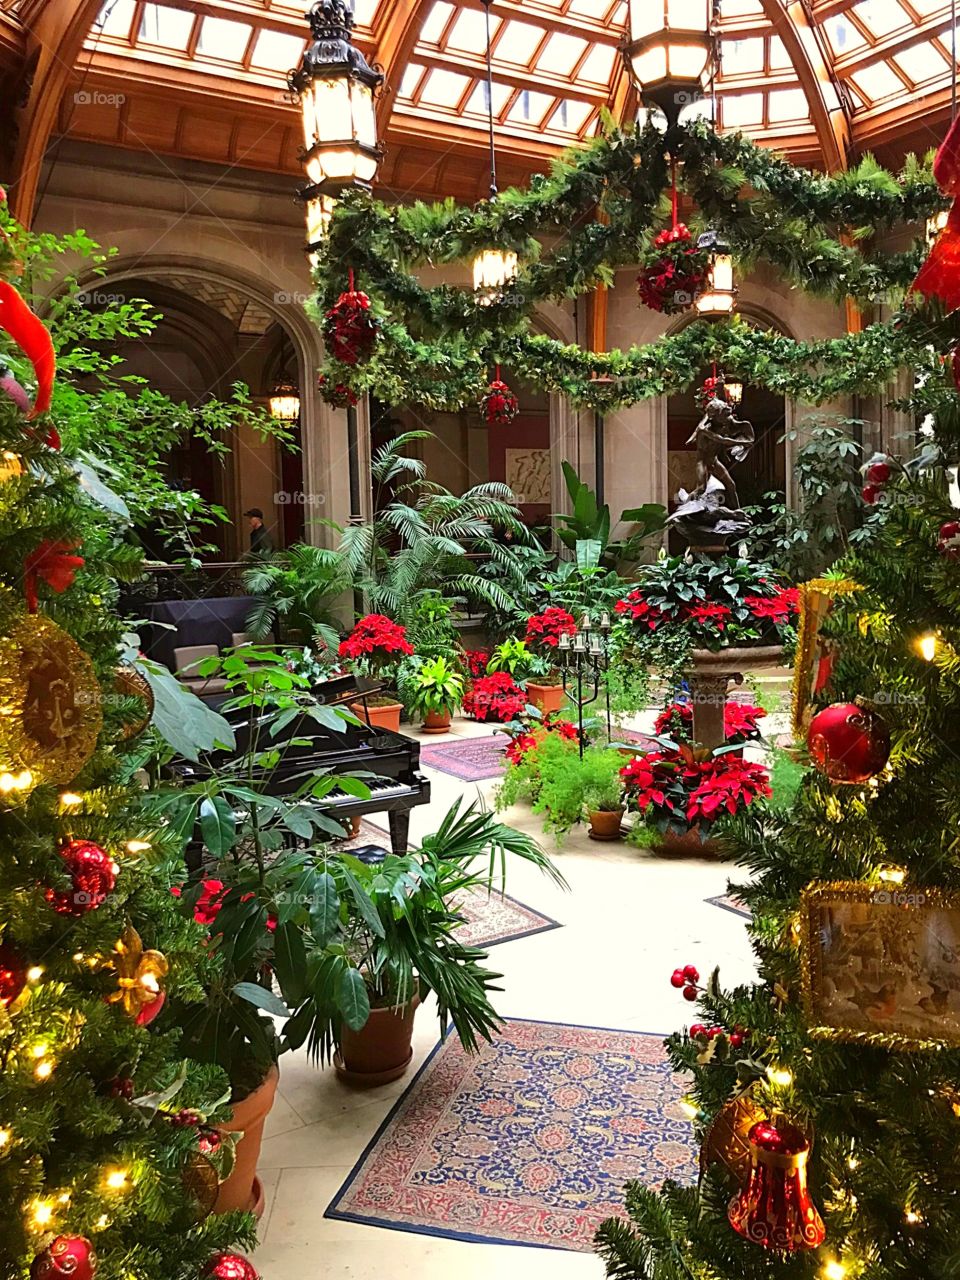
(595, 129), (960, 1280)
(0, 206), (256, 1276)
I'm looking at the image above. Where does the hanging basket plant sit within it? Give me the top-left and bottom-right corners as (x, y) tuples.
(317, 374), (359, 409)
(481, 366), (519, 426)
(636, 223), (708, 315)
(323, 269), (379, 366)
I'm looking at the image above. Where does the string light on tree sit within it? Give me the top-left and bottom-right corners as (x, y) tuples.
(917, 632), (939, 661)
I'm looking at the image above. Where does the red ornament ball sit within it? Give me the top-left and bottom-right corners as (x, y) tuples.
(862, 484), (881, 505)
(481, 377), (519, 427)
(201, 1255), (259, 1280)
(729, 1032), (745, 1049)
(682, 985), (698, 1002)
(865, 459), (891, 485)
(689, 1023), (706, 1038)
(49, 839), (117, 916)
(938, 519), (960, 559)
(808, 702), (890, 785)
(670, 969), (686, 988)
(682, 964), (699, 982)
(0, 942), (26, 1008)
(106, 1076), (134, 1100)
(323, 273), (379, 366)
(31, 1237), (97, 1280)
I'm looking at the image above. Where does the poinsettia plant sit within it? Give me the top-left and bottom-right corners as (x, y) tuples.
(339, 614), (414, 698)
(654, 699), (767, 746)
(463, 671), (527, 722)
(636, 224), (709, 315)
(620, 738), (771, 839)
(525, 606), (577, 652)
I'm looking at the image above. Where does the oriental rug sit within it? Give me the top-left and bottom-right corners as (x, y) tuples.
(418, 733), (507, 781)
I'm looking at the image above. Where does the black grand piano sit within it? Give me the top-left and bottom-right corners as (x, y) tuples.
(170, 673), (431, 857)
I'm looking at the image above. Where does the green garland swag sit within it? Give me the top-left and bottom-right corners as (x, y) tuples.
(314, 116), (951, 413)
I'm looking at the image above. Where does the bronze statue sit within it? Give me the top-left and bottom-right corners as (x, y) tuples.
(668, 398), (756, 544)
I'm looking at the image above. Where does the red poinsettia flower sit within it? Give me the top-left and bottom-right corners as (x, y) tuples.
(684, 601), (732, 631)
(505, 732), (539, 764)
(525, 607), (577, 650)
(463, 672), (526, 722)
(685, 757), (771, 823)
(615, 591), (666, 631)
(339, 614), (414, 663)
(743, 586), (800, 623)
(723, 701), (767, 742)
(464, 649), (491, 679)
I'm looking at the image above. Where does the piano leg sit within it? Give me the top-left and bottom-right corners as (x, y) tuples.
(388, 810), (411, 856)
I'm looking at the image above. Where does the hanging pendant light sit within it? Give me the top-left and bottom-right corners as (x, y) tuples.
(723, 375), (743, 405)
(290, 0), (385, 261)
(695, 231), (737, 317)
(472, 0), (518, 305)
(269, 333), (301, 422)
(927, 209), (949, 248)
(622, 0), (714, 129)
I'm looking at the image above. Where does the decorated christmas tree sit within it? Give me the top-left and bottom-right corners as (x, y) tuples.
(595, 122), (960, 1280)
(0, 203), (256, 1277)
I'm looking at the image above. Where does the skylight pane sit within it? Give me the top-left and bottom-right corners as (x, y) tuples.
(197, 16), (251, 61)
(716, 0), (765, 16)
(351, 0), (379, 26)
(579, 43), (616, 83)
(399, 62), (426, 98)
(767, 88), (809, 122)
(537, 33), (588, 74)
(506, 89), (554, 125)
(769, 36), (790, 70)
(94, 0), (136, 37)
(140, 4), (193, 49)
(464, 79), (513, 116)
(496, 21), (546, 65)
(251, 30), (305, 71)
(852, 0), (908, 38)
(850, 60), (905, 99)
(546, 98), (593, 133)
(418, 68), (470, 107)
(824, 16), (866, 53)
(568, 0), (616, 15)
(721, 92), (764, 126)
(723, 37), (764, 74)
(445, 8), (492, 54)
(893, 42), (948, 83)
(420, 2), (454, 44)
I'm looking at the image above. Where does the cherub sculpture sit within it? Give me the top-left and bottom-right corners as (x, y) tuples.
(668, 397), (756, 544)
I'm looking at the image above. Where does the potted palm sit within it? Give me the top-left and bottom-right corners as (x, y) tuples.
(339, 613), (414, 732)
(296, 800), (565, 1084)
(407, 655), (465, 732)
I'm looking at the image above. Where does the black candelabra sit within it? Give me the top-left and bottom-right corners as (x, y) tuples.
(557, 611), (613, 756)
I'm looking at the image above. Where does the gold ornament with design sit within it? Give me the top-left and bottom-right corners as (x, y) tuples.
(114, 664), (154, 741)
(106, 925), (169, 1019)
(0, 613), (102, 793)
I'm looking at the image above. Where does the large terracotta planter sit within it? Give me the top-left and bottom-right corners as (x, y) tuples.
(654, 826), (723, 859)
(350, 699), (403, 734)
(422, 709), (452, 734)
(526, 682), (566, 715)
(214, 1063), (279, 1217)
(335, 995), (420, 1087)
(687, 644), (784, 751)
(589, 808), (624, 841)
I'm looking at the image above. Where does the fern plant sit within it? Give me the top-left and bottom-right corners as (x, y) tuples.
(242, 542), (349, 647)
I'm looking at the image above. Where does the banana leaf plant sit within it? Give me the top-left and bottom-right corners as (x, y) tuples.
(557, 461), (666, 570)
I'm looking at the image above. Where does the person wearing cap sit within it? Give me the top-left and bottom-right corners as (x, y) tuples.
(244, 507), (275, 556)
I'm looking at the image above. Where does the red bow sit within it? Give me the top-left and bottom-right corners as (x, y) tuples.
(24, 539), (84, 613)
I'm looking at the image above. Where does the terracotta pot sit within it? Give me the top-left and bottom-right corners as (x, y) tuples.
(335, 995), (420, 1087)
(350, 699), (403, 733)
(422, 709), (452, 734)
(654, 825), (724, 858)
(526, 682), (565, 715)
(214, 1063), (279, 1216)
(589, 808), (624, 841)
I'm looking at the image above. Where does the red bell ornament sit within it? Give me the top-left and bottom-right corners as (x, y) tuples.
(807, 702), (890, 785)
(30, 1236), (97, 1280)
(201, 1255), (260, 1280)
(323, 270), (379, 366)
(727, 1119), (825, 1252)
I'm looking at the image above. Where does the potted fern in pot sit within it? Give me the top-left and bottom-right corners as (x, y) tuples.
(406, 655), (465, 733)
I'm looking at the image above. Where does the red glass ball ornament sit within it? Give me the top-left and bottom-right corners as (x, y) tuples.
(107, 1076), (134, 1100)
(682, 964), (699, 982)
(0, 942), (26, 1008)
(865, 460), (891, 485)
(30, 1236), (97, 1280)
(728, 1119), (825, 1252)
(201, 1255), (260, 1280)
(670, 969), (685, 988)
(50, 839), (117, 915)
(862, 483), (880, 505)
(938, 519), (960, 559)
(808, 701), (890, 784)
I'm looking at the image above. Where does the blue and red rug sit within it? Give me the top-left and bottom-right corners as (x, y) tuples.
(705, 893), (750, 919)
(325, 1019), (696, 1251)
(419, 734), (507, 781)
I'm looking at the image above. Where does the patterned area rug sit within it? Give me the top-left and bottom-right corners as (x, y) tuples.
(326, 1019), (696, 1251)
(419, 734), (507, 781)
(706, 893), (750, 919)
(338, 821), (560, 949)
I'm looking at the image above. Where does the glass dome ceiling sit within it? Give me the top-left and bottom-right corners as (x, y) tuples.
(76, 0), (960, 171)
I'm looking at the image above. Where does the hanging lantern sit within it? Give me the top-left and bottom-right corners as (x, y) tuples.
(927, 209), (949, 248)
(289, 0), (385, 258)
(695, 232), (737, 317)
(473, 249), (519, 305)
(723, 376), (744, 405)
(727, 1118), (826, 1252)
(268, 381), (301, 422)
(622, 0), (713, 128)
